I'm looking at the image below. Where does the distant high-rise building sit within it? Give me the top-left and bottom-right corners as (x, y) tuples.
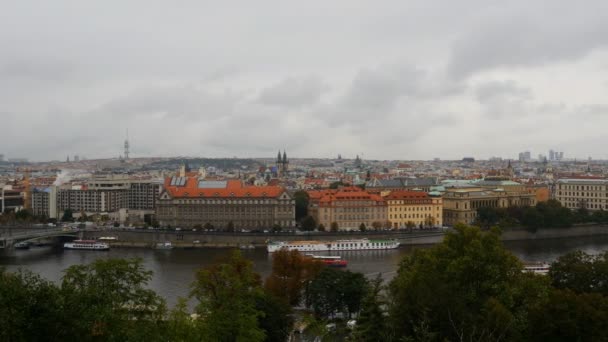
(74, 155), (80, 162)
(0, 154), (4, 162)
(549, 149), (555, 161)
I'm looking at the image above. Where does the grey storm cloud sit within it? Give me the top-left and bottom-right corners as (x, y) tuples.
(1, 0), (608, 160)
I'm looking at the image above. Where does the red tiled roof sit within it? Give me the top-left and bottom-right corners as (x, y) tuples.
(163, 177), (285, 198)
(384, 191), (430, 200)
(314, 187), (384, 205)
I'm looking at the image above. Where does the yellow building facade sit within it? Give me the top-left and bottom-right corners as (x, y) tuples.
(385, 191), (443, 229)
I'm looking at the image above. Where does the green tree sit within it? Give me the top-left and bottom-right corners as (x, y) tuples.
(14, 209), (32, 221)
(300, 215), (317, 231)
(549, 250), (608, 295)
(204, 222), (214, 230)
(527, 289), (608, 341)
(317, 223), (326, 232)
(522, 206), (544, 231)
(0, 268), (63, 341)
(61, 258), (167, 341)
(61, 208), (74, 222)
(359, 223), (367, 232)
(165, 297), (205, 341)
(389, 224), (542, 341)
(353, 275), (388, 342)
(306, 268), (368, 319)
(190, 250), (265, 342)
(226, 221), (235, 232)
(330, 222), (339, 232)
(294, 190), (309, 221)
(255, 291), (294, 342)
(271, 223), (282, 232)
(78, 210), (89, 222)
(371, 221), (382, 230)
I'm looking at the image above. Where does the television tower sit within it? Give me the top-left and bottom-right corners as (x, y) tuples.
(124, 129), (130, 160)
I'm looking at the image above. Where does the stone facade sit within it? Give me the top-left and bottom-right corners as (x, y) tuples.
(385, 191), (443, 229)
(308, 187), (387, 230)
(157, 177), (295, 229)
(442, 181), (536, 226)
(555, 178), (608, 211)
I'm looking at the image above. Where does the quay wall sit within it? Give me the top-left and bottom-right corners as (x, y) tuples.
(80, 224), (608, 249)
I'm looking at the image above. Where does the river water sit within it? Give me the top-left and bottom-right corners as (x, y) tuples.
(2, 236), (608, 307)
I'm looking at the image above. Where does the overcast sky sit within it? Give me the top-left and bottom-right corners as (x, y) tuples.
(2, 1), (608, 161)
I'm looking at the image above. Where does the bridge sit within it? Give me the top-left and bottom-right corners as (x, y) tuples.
(0, 226), (79, 249)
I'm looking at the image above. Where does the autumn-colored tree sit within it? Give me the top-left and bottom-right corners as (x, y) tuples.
(265, 249), (324, 306)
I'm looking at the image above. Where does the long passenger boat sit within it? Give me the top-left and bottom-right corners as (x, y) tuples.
(267, 238), (399, 252)
(64, 240), (110, 251)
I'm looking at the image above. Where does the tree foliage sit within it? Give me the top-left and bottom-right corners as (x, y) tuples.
(60, 258), (167, 341)
(300, 215), (317, 231)
(190, 250), (265, 342)
(294, 190), (309, 221)
(265, 249), (323, 306)
(388, 224), (543, 341)
(306, 268), (368, 319)
(0, 268), (63, 341)
(549, 250), (608, 295)
(353, 274), (388, 342)
(61, 208), (74, 222)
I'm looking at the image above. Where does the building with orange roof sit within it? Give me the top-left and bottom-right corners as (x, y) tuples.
(157, 176), (295, 229)
(384, 191), (443, 229)
(308, 187), (387, 231)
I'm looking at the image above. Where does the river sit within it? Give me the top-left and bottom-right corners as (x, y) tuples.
(2, 235), (608, 307)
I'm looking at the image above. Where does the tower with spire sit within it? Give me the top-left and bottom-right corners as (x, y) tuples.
(276, 150), (289, 177)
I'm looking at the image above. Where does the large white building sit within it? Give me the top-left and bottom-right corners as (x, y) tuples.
(555, 179), (608, 211)
(32, 174), (161, 222)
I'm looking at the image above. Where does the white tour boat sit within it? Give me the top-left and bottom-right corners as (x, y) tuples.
(64, 240), (110, 251)
(523, 263), (550, 275)
(267, 238), (399, 253)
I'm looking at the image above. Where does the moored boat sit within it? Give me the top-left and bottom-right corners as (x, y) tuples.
(267, 238), (399, 253)
(14, 242), (30, 249)
(156, 241), (173, 250)
(307, 255), (348, 267)
(523, 262), (550, 275)
(64, 240), (110, 251)
(98, 236), (118, 241)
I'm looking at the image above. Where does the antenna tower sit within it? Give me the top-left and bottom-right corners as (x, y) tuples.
(124, 129), (130, 160)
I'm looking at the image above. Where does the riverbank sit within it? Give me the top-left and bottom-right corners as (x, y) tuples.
(79, 224), (608, 249)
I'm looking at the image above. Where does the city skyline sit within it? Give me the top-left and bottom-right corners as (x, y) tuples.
(2, 1), (608, 161)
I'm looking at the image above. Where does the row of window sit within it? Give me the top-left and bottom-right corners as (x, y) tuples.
(389, 213), (440, 219)
(559, 184), (607, 191)
(389, 206), (438, 212)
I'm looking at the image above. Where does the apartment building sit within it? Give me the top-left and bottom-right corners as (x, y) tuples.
(385, 191), (443, 229)
(555, 178), (608, 211)
(308, 187), (387, 230)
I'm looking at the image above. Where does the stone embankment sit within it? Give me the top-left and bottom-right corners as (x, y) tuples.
(80, 224), (608, 249)
(83, 229), (446, 249)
